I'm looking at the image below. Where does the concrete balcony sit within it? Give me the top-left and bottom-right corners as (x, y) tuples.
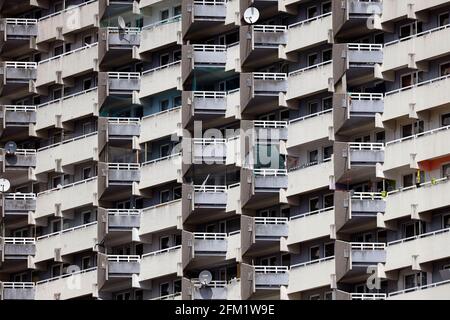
(0, 237), (35, 259)
(240, 72), (287, 114)
(182, 232), (229, 269)
(254, 266), (289, 289)
(287, 61), (333, 100)
(287, 207), (334, 245)
(193, 185), (228, 209)
(334, 142), (384, 183)
(384, 75), (450, 121)
(382, 0), (450, 24)
(255, 217), (288, 240)
(0, 18), (37, 40)
(105, 27), (140, 49)
(384, 125), (450, 172)
(139, 153), (182, 190)
(385, 177), (450, 222)
(140, 107), (181, 143)
(182, 91), (231, 126)
(192, 280), (228, 300)
(107, 209), (140, 230)
(35, 43), (98, 88)
(35, 87), (98, 131)
(182, 0), (227, 39)
(240, 25), (287, 68)
(36, 0), (98, 44)
(388, 279), (450, 300)
(253, 120), (288, 141)
(350, 293), (386, 300)
(35, 222), (97, 263)
(1, 61), (37, 83)
(287, 159), (334, 197)
(334, 92), (384, 134)
(2, 149), (36, 170)
(2, 193), (36, 215)
(287, 109), (333, 149)
(139, 246), (181, 281)
(0, 105), (36, 128)
(384, 24), (450, 72)
(36, 177), (98, 219)
(140, 61), (180, 99)
(192, 138), (226, 164)
(140, 16), (181, 54)
(35, 267), (98, 300)
(151, 292), (182, 300)
(98, 72), (140, 107)
(106, 163), (140, 185)
(288, 257), (335, 294)
(139, 199), (182, 236)
(254, 169), (288, 191)
(107, 255), (140, 277)
(106, 117), (140, 140)
(386, 228), (450, 272)
(335, 241), (386, 281)
(333, 0), (383, 40)
(335, 191), (385, 232)
(189, 91), (227, 113)
(286, 13), (332, 53)
(0, 282), (35, 300)
(36, 132), (98, 175)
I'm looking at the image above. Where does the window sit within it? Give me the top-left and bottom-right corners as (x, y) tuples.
(117, 200), (131, 209)
(308, 101), (319, 114)
(323, 146), (333, 160)
(403, 221), (426, 238)
(443, 163), (450, 177)
(174, 6), (182, 16)
(83, 167), (92, 180)
(173, 186), (182, 200)
(82, 211), (91, 224)
(307, 6), (318, 19)
(52, 220), (61, 233)
(324, 242), (334, 257)
(323, 193), (334, 208)
(280, 110), (290, 122)
(84, 35), (92, 45)
(33, 95), (41, 105)
(173, 50), (181, 61)
(310, 246), (320, 260)
(135, 290), (143, 300)
(135, 243), (143, 256)
(402, 173), (414, 187)
(324, 291), (333, 300)
(404, 272), (427, 289)
(173, 95), (182, 107)
(33, 53), (41, 63)
(135, 17), (143, 28)
(64, 43), (71, 53)
(81, 256), (91, 270)
(401, 72), (420, 88)
(400, 22), (422, 39)
(440, 62), (450, 76)
(160, 99), (169, 112)
(53, 88), (62, 100)
(439, 13), (449, 26)
(54, 45), (63, 56)
(160, 283), (170, 297)
(375, 131), (385, 143)
(309, 197), (319, 211)
(402, 121), (424, 137)
(307, 53), (318, 66)
(443, 214), (450, 229)
(442, 113), (450, 126)
(309, 294), (321, 300)
(322, 49), (332, 62)
(174, 234), (182, 246)
(51, 264), (62, 278)
(323, 97), (332, 110)
(374, 33), (384, 44)
(115, 292), (131, 300)
(83, 122), (93, 135)
(160, 9), (169, 21)
(308, 150), (318, 164)
(174, 280), (182, 293)
(160, 53), (170, 66)
(322, 2), (332, 14)
(377, 230), (387, 243)
(160, 144), (170, 157)
(160, 190), (171, 203)
(83, 78), (92, 90)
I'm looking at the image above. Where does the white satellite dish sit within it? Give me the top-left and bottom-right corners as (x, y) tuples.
(117, 16), (126, 30)
(0, 178), (11, 193)
(198, 270), (213, 286)
(244, 7), (260, 24)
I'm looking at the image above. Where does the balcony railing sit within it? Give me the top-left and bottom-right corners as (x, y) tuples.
(253, 72), (287, 81)
(2, 237), (35, 245)
(36, 267), (97, 285)
(107, 255), (141, 262)
(108, 163), (140, 170)
(3, 105), (37, 113)
(106, 27), (140, 34)
(194, 185), (227, 192)
(151, 292), (181, 300)
(349, 92), (384, 101)
(142, 15), (181, 30)
(254, 266), (289, 274)
(352, 192), (384, 200)
(1, 282), (35, 289)
(3, 61), (37, 69)
(254, 120), (288, 129)
(254, 168), (287, 176)
(351, 293), (386, 300)
(349, 142), (385, 151)
(253, 25), (286, 33)
(192, 280), (227, 287)
(4, 18), (37, 26)
(107, 117), (140, 125)
(288, 157), (332, 172)
(193, 44), (226, 52)
(37, 132), (97, 152)
(351, 242), (386, 250)
(290, 256), (335, 269)
(388, 279), (450, 297)
(254, 217), (288, 225)
(289, 109), (332, 124)
(37, 177), (97, 196)
(348, 43), (383, 52)
(387, 227), (450, 247)
(387, 176), (449, 197)
(141, 245), (181, 258)
(36, 222), (97, 241)
(193, 232), (227, 240)
(193, 91), (226, 99)
(4, 193), (36, 201)
(142, 60), (181, 75)
(38, 0), (96, 21)
(386, 124), (450, 146)
(108, 72), (141, 80)
(38, 43), (98, 65)
(385, 23), (450, 46)
(290, 206), (335, 220)
(288, 12), (332, 29)
(289, 60), (332, 77)
(385, 74), (450, 96)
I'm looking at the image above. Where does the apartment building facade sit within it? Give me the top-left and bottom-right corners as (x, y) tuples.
(0, 0), (450, 300)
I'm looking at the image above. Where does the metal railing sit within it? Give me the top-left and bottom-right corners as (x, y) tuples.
(107, 27), (140, 34)
(108, 72), (140, 79)
(351, 242), (386, 250)
(348, 92), (384, 100)
(351, 293), (386, 300)
(194, 0), (225, 5)
(194, 185), (227, 192)
(36, 222), (97, 241)
(253, 120), (288, 128)
(290, 206), (334, 220)
(107, 255), (140, 262)
(107, 209), (140, 216)
(348, 142), (384, 151)
(37, 177), (97, 196)
(38, 43), (98, 64)
(36, 267), (97, 285)
(142, 60), (181, 75)
(192, 280), (227, 288)
(193, 233), (227, 240)
(288, 12), (332, 29)
(193, 138), (227, 145)
(107, 117), (140, 124)
(1, 282), (35, 289)
(37, 131), (97, 152)
(289, 108), (332, 124)
(37, 87), (98, 108)
(142, 15), (181, 30)
(4, 193), (36, 200)
(253, 25), (286, 33)
(4, 18), (37, 25)
(142, 106), (181, 120)
(348, 43), (383, 51)
(386, 124), (450, 146)
(254, 266), (289, 274)
(141, 152), (181, 167)
(142, 245), (181, 258)
(388, 279), (450, 297)
(253, 72), (287, 81)
(387, 176), (449, 197)
(385, 23), (450, 46)
(290, 256), (335, 269)
(385, 73), (450, 96)
(289, 60), (332, 77)
(11, 148), (36, 156)
(254, 168), (287, 176)
(193, 91), (226, 99)
(108, 163), (140, 170)
(3, 61), (37, 69)
(193, 44), (226, 52)
(151, 292), (181, 300)
(2, 237), (35, 245)
(3, 105), (37, 112)
(387, 227), (450, 246)
(288, 157), (332, 172)
(38, 0), (97, 21)
(255, 217), (288, 225)
(141, 198), (181, 213)
(352, 192), (384, 200)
